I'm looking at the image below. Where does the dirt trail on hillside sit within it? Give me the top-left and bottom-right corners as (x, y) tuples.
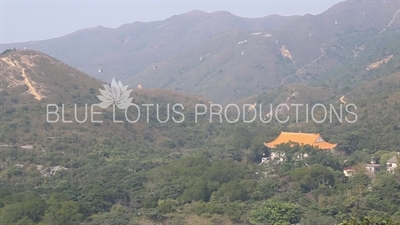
(1, 57), (43, 100)
(295, 48), (325, 76)
(380, 9), (400, 34)
(281, 48), (325, 85)
(281, 75), (295, 85)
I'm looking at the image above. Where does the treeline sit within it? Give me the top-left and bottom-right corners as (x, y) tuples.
(1, 143), (399, 224)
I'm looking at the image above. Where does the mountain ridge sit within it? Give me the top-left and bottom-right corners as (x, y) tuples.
(1, 0), (399, 104)
(0, 10), (296, 82)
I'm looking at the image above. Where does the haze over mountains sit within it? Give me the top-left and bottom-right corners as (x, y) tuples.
(2, 0), (399, 103)
(1, 11), (296, 83)
(1, 1), (400, 224)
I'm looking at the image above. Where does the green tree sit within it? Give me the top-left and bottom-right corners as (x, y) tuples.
(224, 202), (244, 221)
(289, 165), (335, 191)
(340, 216), (400, 225)
(42, 200), (84, 225)
(0, 191), (46, 224)
(250, 201), (302, 225)
(301, 212), (337, 225)
(83, 204), (130, 225)
(157, 199), (178, 214)
(232, 126), (253, 149)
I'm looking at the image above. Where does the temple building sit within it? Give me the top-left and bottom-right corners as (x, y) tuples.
(262, 131), (337, 163)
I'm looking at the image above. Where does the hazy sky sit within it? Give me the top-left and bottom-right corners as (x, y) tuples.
(1, 0), (342, 44)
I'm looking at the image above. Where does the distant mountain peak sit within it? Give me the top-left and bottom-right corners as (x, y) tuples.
(185, 10), (208, 15)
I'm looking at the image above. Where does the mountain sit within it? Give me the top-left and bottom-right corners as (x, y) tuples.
(1, 2), (400, 223)
(0, 49), (221, 150)
(1, 50), (400, 224)
(0, 11), (296, 82)
(126, 29), (329, 103)
(2, 0), (398, 104)
(0, 49), (101, 104)
(128, 0), (399, 103)
(279, 0), (400, 36)
(234, 69), (400, 154)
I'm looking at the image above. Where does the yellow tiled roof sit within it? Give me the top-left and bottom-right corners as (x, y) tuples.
(264, 131), (337, 150)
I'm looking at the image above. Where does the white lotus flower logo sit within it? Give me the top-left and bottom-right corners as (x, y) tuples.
(97, 78), (134, 109)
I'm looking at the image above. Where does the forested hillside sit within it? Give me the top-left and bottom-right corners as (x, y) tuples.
(1, 48), (400, 224)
